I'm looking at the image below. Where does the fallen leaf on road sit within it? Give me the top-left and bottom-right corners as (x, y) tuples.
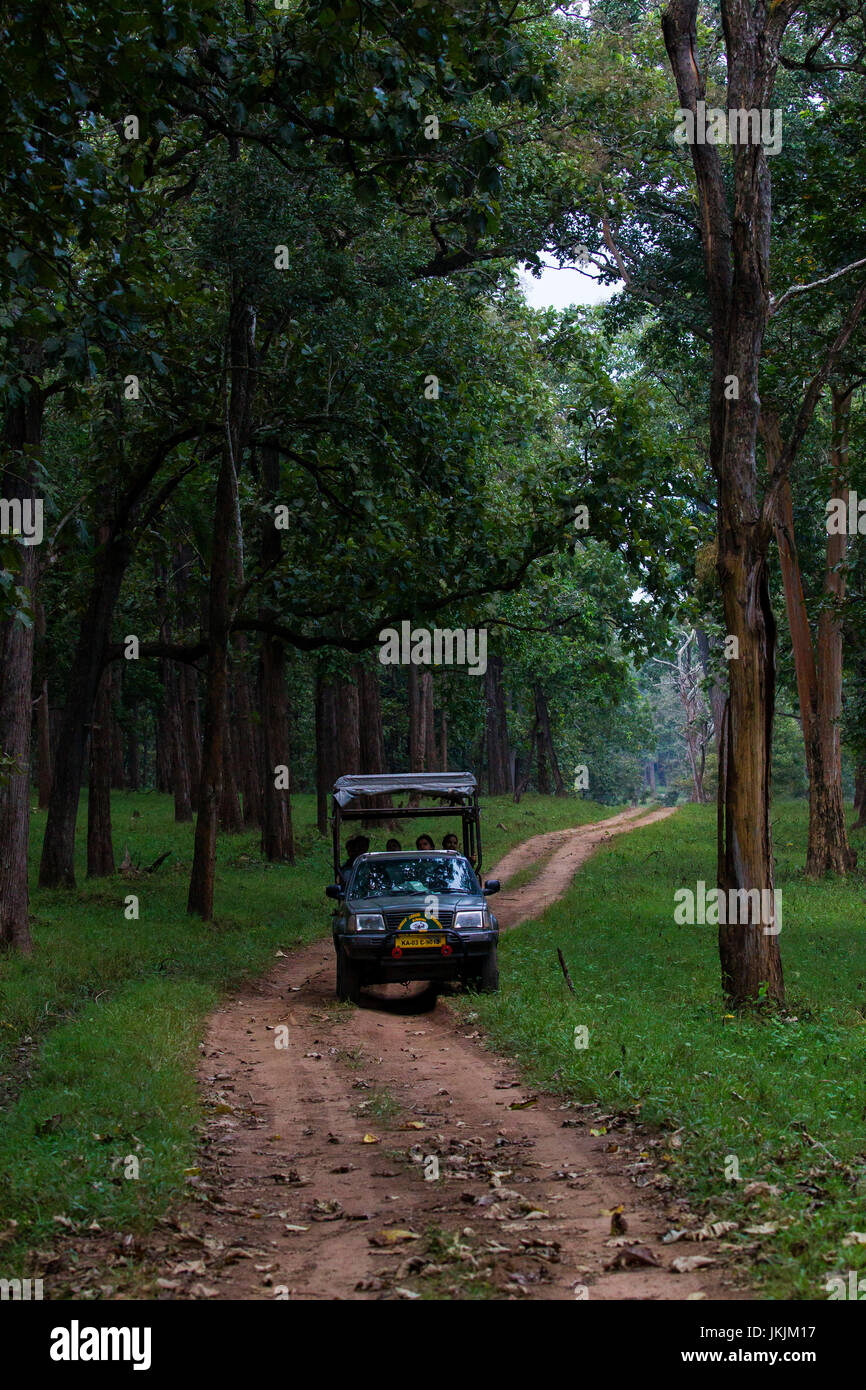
(743, 1181), (781, 1198)
(694, 1220), (737, 1240)
(508, 1098), (538, 1110)
(605, 1244), (660, 1269)
(309, 1200), (343, 1221)
(362, 1133), (380, 1144)
(369, 1228), (422, 1247)
(671, 1254), (716, 1273)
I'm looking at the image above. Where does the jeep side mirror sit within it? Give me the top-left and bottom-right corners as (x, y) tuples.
(483, 880), (500, 895)
(325, 883), (344, 900)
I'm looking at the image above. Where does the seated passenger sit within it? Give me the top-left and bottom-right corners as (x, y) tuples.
(415, 834), (435, 851)
(386, 838), (402, 852)
(340, 834), (370, 883)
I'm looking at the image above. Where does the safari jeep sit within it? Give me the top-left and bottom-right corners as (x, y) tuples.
(325, 773), (500, 1003)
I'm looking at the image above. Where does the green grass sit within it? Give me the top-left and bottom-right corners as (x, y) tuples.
(0, 789), (606, 1276)
(456, 800), (866, 1300)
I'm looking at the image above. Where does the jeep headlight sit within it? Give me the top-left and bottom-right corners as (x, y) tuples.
(454, 910), (486, 930)
(350, 912), (385, 932)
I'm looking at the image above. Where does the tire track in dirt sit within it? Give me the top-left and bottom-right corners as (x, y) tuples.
(134, 807), (745, 1302)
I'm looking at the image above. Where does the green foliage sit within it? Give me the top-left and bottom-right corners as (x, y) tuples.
(459, 801), (866, 1299)
(0, 790), (604, 1275)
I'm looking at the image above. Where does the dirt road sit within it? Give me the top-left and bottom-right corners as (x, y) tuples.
(137, 807), (744, 1301)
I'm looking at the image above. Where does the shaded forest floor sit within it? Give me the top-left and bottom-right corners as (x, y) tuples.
(88, 805), (741, 1303)
(0, 791), (610, 1281)
(461, 802), (866, 1300)
(3, 795), (866, 1302)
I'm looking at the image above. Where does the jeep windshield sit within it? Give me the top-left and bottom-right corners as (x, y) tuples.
(350, 856), (477, 898)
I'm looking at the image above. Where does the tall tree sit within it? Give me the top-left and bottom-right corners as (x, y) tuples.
(662, 0), (866, 1003)
(0, 381), (42, 951)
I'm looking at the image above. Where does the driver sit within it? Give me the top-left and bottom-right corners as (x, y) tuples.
(340, 834), (370, 883)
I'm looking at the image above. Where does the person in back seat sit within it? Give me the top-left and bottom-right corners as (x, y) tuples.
(340, 834), (369, 884)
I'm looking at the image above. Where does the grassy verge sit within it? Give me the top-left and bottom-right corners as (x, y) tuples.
(457, 800), (866, 1300)
(0, 790), (609, 1276)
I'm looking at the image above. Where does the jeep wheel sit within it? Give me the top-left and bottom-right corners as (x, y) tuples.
(478, 946), (499, 994)
(336, 949), (362, 1004)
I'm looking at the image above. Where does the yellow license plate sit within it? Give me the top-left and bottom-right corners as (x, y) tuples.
(396, 934), (445, 949)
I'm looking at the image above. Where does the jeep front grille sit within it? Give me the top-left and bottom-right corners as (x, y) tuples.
(383, 910), (455, 930)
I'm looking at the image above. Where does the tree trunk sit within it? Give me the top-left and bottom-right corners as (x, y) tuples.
(256, 443), (293, 858)
(189, 456), (233, 915)
(808, 388), (856, 873)
(156, 688), (173, 793)
(695, 627), (727, 758)
(233, 647), (262, 828)
(219, 685), (244, 833)
(513, 713), (540, 803)
(39, 537), (133, 888)
(484, 655), (509, 795)
(536, 721), (549, 794)
(766, 403), (855, 876)
(110, 668), (125, 790)
(357, 665), (388, 776)
(260, 632), (294, 861)
(535, 686), (566, 795)
(174, 543), (202, 803)
(315, 675), (338, 836)
(407, 664), (425, 804)
(336, 677), (361, 775)
(188, 295), (253, 918)
(182, 664), (202, 804)
(0, 386), (42, 951)
(421, 670), (438, 772)
(440, 708), (448, 774)
(854, 762), (866, 830)
(716, 499), (783, 1004)
(35, 601), (52, 809)
(87, 668), (115, 877)
(168, 665), (192, 822)
(664, 0), (786, 1004)
(357, 662), (393, 825)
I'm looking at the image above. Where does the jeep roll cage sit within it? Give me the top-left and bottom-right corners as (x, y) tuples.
(331, 772), (482, 882)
